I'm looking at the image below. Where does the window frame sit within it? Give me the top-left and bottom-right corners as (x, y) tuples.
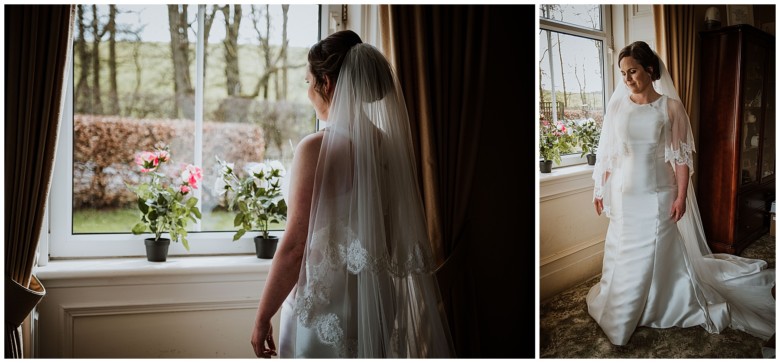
(539, 5), (613, 169)
(47, 4), (327, 260)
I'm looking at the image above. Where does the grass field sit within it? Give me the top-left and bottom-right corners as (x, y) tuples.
(73, 208), (285, 234)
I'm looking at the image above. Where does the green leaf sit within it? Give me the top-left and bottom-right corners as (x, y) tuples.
(233, 228), (246, 241)
(192, 206), (202, 219)
(132, 223), (147, 235)
(186, 197), (198, 208)
(234, 212), (244, 227)
(137, 198), (149, 214)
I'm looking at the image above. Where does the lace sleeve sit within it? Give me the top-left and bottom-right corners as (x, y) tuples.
(664, 97), (695, 175)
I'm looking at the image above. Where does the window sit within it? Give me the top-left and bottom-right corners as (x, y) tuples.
(50, 4), (322, 258)
(539, 4), (610, 168)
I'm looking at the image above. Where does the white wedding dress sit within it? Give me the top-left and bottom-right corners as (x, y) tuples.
(587, 93), (775, 346)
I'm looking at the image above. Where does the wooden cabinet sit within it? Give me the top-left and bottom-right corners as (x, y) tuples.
(698, 25), (775, 254)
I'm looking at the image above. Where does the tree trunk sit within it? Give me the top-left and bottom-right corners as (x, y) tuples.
(75, 5), (91, 114)
(91, 5), (103, 115)
(107, 5), (119, 115)
(263, 5), (271, 100)
(167, 4), (194, 119)
(555, 32), (567, 112)
(203, 6), (218, 80)
(222, 5), (242, 96)
(279, 5), (289, 100)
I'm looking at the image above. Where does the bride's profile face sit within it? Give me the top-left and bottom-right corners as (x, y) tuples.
(306, 69), (330, 121)
(619, 56), (653, 95)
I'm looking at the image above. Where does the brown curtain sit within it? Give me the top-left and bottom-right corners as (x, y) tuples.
(5, 5), (74, 358)
(386, 5), (531, 358)
(654, 5), (699, 157)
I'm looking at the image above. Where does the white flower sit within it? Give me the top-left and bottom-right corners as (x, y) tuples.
(254, 177), (269, 189)
(220, 162), (234, 176)
(269, 160), (286, 176)
(214, 176), (227, 195)
(245, 162), (264, 177)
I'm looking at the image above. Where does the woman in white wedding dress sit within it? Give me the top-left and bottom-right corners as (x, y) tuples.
(249, 30), (454, 358)
(588, 41), (775, 346)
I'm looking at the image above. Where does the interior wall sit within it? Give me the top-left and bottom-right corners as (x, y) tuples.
(36, 264), (277, 358)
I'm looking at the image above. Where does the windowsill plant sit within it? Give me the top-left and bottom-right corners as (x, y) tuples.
(215, 157), (288, 258)
(540, 113), (575, 172)
(126, 145), (202, 258)
(573, 118), (601, 165)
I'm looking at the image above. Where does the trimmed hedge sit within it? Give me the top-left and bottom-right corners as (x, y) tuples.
(73, 114), (266, 209)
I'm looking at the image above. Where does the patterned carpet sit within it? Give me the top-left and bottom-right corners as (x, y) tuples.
(540, 234), (776, 358)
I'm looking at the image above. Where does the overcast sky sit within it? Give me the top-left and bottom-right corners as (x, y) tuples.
(111, 4), (319, 48)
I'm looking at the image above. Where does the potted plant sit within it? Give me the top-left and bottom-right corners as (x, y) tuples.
(539, 113), (574, 173)
(574, 118), (601, 165)
(215, 157), (288, 259)
(126, 145), (203, 262)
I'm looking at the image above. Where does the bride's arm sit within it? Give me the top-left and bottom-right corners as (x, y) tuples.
(670, 164), (689, 222)
(251, 132), (322, 357)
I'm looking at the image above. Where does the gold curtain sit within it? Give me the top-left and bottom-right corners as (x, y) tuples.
(5, 5), (74, 358)
(654, 5), (700, 153)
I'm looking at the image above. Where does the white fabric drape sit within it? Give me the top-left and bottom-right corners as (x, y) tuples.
(282, 43), (454, 358)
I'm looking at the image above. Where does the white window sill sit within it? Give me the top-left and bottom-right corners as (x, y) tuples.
(540, 163), (595, 201)
(34, 255), (273, 288)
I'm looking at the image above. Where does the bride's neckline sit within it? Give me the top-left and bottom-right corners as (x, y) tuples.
(628, 93), (664, 106)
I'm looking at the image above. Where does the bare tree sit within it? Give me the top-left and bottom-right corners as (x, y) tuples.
(573, 61), (587, 107)
(248, 5), (304, 100)
(107, 5), (119, 115)
(221, 5), (242, 96)
(75, 5), (92, 114)
(90, 5), (104, 115)
(167, 5), (195, 119)
(278, 5), (290, 101)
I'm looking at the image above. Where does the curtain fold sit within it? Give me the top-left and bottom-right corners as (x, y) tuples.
(5, 5), (74, 358)
(654, 5), (699, 162)
(386, 5), (490, 357)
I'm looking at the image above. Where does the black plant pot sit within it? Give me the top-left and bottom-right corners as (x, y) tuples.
(540, 160), (553, 173)
(144, 238), (171, 262)
(254, 236), (279, 259)
(586, 153), (597, 165)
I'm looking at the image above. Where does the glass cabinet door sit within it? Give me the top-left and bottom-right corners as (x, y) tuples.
(761, 51), (775, 183)
(740, 40), (766, 186)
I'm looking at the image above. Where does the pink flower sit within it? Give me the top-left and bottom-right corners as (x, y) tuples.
(180, 164), (203, 190)
(180, 185), (191, 194)
(156, 150), (170, 163)
(135, 151), (159, 173)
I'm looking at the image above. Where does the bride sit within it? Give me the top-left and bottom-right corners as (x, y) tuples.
(588, 40), (775, 346)
(249, 30), (455, 358)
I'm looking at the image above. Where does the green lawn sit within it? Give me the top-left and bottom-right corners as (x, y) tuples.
(73, 208), (285, 234)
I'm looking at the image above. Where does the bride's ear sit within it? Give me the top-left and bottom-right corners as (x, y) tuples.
(324, 76), (334, 97)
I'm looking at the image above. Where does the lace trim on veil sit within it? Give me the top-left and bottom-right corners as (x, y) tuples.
(293, 223), (436, 356)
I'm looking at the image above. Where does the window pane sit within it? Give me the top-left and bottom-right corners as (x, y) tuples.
(538, 29), (605, 156)
(539, 4), (602, 31)
(73, 5), (195, 233)
(72, 5), (319, 235)
(201, 4), (319, 232)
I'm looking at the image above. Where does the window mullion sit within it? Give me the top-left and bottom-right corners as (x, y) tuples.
(193, 5), (205, 232)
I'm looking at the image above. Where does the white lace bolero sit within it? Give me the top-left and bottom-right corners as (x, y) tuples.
(592, 94), (696, 207)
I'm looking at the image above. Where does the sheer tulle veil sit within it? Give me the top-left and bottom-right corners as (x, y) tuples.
(284, 42), (455, 357)
(593, 51), (775, 339)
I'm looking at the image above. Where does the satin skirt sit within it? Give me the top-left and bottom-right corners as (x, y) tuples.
(586, 143), (709, 345)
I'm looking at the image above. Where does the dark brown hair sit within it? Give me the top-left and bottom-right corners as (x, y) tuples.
(618, 41), (661, 81)
(308, 30), (363, 103)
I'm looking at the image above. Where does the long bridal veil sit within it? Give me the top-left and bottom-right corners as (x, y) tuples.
(593, 55), (775, 339)
(285, 42), (455, 357)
